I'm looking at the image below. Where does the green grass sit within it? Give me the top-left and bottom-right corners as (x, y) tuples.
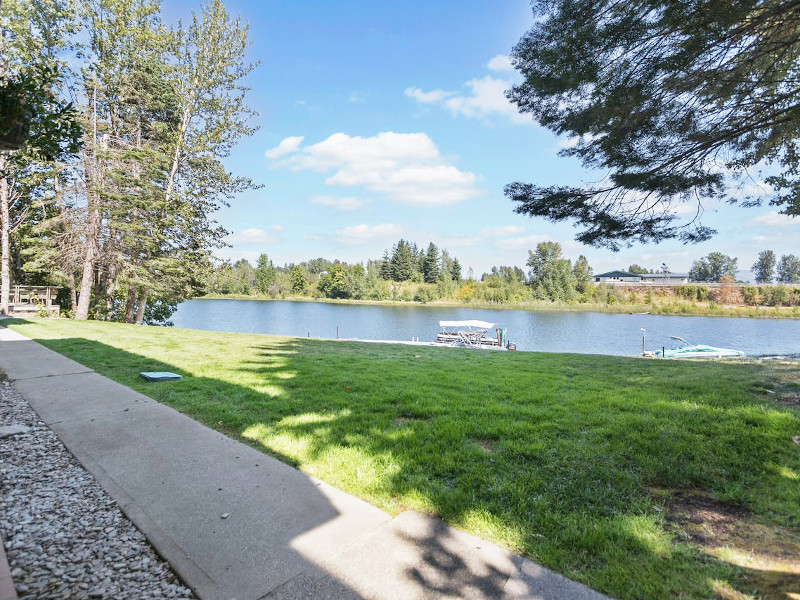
(6, 318), (800, 599)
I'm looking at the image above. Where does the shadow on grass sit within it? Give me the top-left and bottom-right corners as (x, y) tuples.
(17, 324), (800, 600)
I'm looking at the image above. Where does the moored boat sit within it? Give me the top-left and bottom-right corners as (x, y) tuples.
(436, 320), (515, 350)
(654, 336), (744, 358)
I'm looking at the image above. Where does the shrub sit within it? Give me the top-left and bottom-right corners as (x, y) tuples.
(742, 286), (761, 306)
(482, 286), (509, 304)
(761, 286), (792, 306)
(414, 287), (436, 303)
(455, 281), (479, 302)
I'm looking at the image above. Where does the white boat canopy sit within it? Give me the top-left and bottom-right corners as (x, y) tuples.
(439, 320), (495, 329)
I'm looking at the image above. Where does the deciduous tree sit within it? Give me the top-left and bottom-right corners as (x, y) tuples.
(752, 250), (776, 284)
(526, 241), (577, 302)
(777, 254), (800, 283)
(689, 252), (738, 282)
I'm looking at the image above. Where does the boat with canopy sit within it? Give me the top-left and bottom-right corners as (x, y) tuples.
(436, 320), (514, 349)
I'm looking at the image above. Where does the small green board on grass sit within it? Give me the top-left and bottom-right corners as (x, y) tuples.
(140, 371), (182, 382)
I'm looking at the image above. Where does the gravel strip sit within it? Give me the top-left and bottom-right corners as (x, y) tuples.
(0, 378), (196, 599)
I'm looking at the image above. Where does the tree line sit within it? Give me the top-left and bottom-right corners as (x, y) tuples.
(205, 240), (607, 305)
(204, 240), (464, 302)
(0, 0), (256, 323)
(632, 251), (800, 284)
(206, 242), (800, 310)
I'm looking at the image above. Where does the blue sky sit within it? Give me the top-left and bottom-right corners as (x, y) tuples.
(172, 0), (798, 279)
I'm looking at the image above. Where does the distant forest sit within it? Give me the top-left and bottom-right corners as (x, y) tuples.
(205, 240), (800, 313)
(207, 239), (599, 304)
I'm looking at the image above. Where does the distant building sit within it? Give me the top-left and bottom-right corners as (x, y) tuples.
(640, 272), (690, 284)
(594, 270), (691, 284)
(594, 270), (641, 283)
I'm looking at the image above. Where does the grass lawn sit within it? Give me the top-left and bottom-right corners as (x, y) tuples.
(6, 318), (800, 599)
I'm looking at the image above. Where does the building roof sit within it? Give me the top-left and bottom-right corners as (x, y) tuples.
(641, 272), (690, 278)
(595, 270), (640, 278)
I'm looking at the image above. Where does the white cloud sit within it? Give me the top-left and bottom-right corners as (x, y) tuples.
(487, 54), (514, 72)
(309, 195), (367, 211)
(226, 227), (282, 245)
(404, 87), (453, 104)
(265, 136), (304, 159)
(666, 203), (703, 217)
(333, 223), (405, 245)
(747, 211), (800, 228)
(268, 132), (481, 206)
(405, 57), (530, 125)
(735, 181), (772, 198)
(445, 76), (528, 123)
(410, 76), (529, 124)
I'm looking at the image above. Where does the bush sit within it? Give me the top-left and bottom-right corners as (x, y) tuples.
(761, 286), (792, 306)
(742, 286), (761, 306)
(482, 286), (509, 304)
(676, 285), (709, 301)
(414, 286), (436, 303)
(455, 281), (479, 302)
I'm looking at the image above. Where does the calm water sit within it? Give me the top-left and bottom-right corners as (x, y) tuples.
(172, 300), (800, 356)
(171, 299), (800, 357)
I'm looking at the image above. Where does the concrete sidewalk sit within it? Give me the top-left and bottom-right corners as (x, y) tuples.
(0, 326), (607, 600)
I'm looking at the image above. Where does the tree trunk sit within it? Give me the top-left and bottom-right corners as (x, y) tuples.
(74, 84), (101, 321)
(0, 155), (10, 316)
(124, 283), (136, 323)
(74, 201), (100, 320)
(68, 274), (77, 312)
(164, 105), (192, 207)
(134, 286), (148, 325)
(103, 235), (118, 315)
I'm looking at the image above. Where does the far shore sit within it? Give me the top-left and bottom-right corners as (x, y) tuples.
(195, 293), (800, 319)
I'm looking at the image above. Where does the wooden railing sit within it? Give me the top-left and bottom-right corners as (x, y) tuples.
(11, 285), (60, 307)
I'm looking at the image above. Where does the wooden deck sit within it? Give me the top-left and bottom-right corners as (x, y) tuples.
(6, 286), (61, 317)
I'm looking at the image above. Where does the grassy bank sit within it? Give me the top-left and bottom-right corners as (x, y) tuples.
(197, 293), (800, 319)
(6, 318), (800, 599)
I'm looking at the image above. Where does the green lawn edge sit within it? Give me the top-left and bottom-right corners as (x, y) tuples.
(6, 318), (800, 599)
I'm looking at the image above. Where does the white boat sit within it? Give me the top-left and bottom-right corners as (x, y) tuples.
(654, 336), (744, 358)
(436, 320), (514, 350)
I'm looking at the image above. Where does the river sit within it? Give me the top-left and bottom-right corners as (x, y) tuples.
(171, 299), (800, 357)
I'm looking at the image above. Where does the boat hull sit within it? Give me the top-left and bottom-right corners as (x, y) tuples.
(656, 345), (744, 358)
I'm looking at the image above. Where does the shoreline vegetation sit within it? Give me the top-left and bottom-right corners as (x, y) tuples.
(197, 291), (800, 320)
(6, 318), (800, 600)
(196, 242), (800, 326)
